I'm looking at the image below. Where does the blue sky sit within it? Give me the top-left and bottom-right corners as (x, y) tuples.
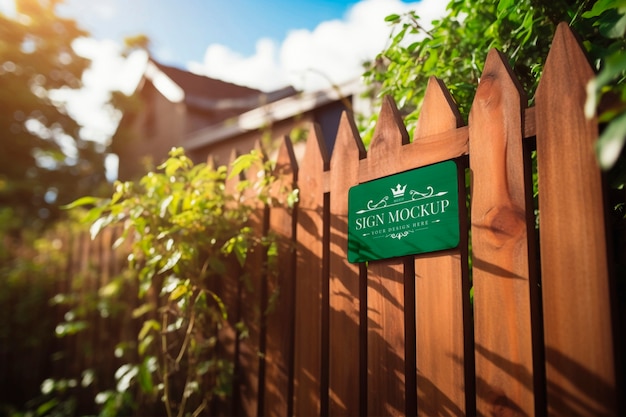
(2, 0), (447, 146)
(51, 0), (448, 92)
(58, 0), (368, 67)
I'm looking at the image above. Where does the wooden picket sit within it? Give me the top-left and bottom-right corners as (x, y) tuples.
(38, 22), (622, 417)
(216, 22), (621, 417)
(536, 22), (617, 416)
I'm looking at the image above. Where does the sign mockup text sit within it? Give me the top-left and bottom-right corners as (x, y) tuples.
(347, 160), (460, 263)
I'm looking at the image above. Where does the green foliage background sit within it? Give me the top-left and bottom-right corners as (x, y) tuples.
(362, 0), (626, 179)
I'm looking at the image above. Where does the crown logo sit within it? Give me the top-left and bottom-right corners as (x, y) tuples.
(391, 184), (407, 198)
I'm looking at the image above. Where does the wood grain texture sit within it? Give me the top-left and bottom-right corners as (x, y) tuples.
(413, 77), (471, 417)
(535, 22), (616, 416)
(469, 49), (535, 416)
(238, 142), (268, 416)
(293, 124), (330, 416)
(366, 97), (409, 416)
(215, 150), (245, 416)
(328, 112), (366, 416)
(264, 137), (298, 417)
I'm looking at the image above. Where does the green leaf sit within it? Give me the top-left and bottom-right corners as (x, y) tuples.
(208, 291), (228, 320)
(169, 283), (188, 301)
(596, 51), (626, 90)
(90, 215), (110, 240)
(138, 319), (160, 341)
(596, 111), (626, 169)
(157, 250), (182, 274)
(497, 0), (515, 15)
(61, 195), (100, 210)
(159, 194), (174, 218)
(138, 334), (154, 356)
(36, 398), (60, 416)
(137, 359), (154, 393)
(385, 13), (401, 23)
(583, 0), (623, 18)
(229, 152), (260, 179)
(132, 303), (154, 318)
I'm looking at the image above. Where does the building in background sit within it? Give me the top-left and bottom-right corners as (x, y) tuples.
(113, 58), (362, 180)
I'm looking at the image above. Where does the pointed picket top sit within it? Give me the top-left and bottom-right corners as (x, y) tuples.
(225, 148), (242, 196)
(300, 122), (330, 176)
(206, 154), (217, 170)
(536, 22), (594, 107)
(473, 48), (527, 114)
(369, 95), (409, 160)
(414, 76), (463, 139)
(273, 135), (298, 180)
(270, 136), (298, 204)
(330, 111), (366, 172)
(362, 95), (410, 182)
(243, 140), (268, 205)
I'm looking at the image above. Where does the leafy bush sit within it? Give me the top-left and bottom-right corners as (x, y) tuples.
(68, 147), (293, 416)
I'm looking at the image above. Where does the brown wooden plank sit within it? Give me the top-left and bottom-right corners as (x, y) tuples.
(357, 106), (536, 184)
(293, 123), (330, 416)
(264, 137), (298, 417)
(238, 142), (269, 416)
(366, 96), (410, 416)
(535, 22), (617, 416)
(412, 77), (471, 416)
(328, 112), (366, 416)
(468, 49), (535, 416)
(216, 150), (244, 416)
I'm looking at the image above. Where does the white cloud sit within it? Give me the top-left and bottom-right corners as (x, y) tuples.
(51, 38), (147, 143)
(54, 0), (448, 147)
(189, 0), (447, 91)
(188, 38), (288, 92)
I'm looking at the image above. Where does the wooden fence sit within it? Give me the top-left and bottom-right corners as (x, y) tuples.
(215, 22), (622, 416)
(33, 22), (623, 416)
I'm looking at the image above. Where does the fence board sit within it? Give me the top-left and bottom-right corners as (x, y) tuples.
(36, 22), (623, 417)
(535, 22), (617, 416)
(469, 49), (535, 416)
(293, 124), (330, 416)
(328, 112), (366, 416)
(218, 151), (245, 416)
(238, 142), (269, 416)
(366, 96), (411, 416)
(413, 77), (472, 416)
(263, 137), (298, 417)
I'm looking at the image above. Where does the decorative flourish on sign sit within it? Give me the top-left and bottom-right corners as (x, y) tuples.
(410, 186), (448, 200)
(366, 196), (388, 211)
(390, 231), (410, 240)
(356, 185), (448, 214)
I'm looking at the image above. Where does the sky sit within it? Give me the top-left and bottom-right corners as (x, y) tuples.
(3, 0), (448, 144)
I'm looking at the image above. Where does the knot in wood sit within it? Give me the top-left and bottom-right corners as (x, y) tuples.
(475, 74), (501, 111)
(482, 204), (525, 248)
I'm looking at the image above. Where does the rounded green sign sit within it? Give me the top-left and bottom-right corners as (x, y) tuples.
(347, 160), (460, 263)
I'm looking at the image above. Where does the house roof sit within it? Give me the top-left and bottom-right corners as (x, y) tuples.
(143, 58), (298, 120)
(183, 78), (363, 151)
(154, 61), (262, 100)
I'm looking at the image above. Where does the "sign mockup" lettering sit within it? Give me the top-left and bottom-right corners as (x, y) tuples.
(347, 160), (460, 263)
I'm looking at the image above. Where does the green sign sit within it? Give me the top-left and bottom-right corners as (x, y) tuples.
(347, 160), (460, 263)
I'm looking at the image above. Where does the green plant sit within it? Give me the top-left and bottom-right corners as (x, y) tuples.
(68, 147), (294, 416)
(361, 0), (625, 161)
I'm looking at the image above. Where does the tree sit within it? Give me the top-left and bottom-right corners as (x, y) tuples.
(0, 0), (107, 231)
(362, 0), (626, 178)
